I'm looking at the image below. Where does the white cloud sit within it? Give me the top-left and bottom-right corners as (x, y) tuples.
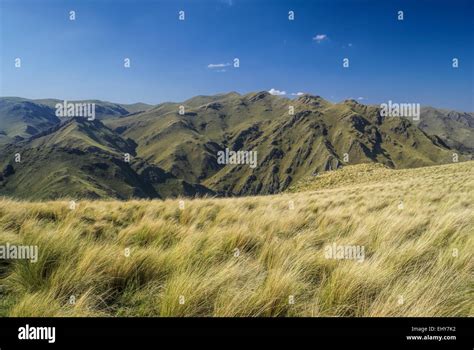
(357, 96), (366, 101)
(207, 63), (231, 69)
(268, 88), (287, 96)
(312, 34), (328, 43)
(291, 92), (305, 96)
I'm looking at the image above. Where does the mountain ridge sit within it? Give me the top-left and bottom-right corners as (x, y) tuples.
(0, 93), (472, 200)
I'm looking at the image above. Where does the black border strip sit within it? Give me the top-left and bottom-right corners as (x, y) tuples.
(0, 317), (472, 347)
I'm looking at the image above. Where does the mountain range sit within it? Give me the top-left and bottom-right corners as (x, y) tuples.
(0, 93), (472, 200)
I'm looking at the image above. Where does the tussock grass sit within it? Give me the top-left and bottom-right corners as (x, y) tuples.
(0, 161), (472, 316)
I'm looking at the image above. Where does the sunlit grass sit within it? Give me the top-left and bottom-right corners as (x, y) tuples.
(0, 161), (472, 316)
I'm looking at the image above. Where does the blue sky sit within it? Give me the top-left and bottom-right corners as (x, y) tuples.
(1, 0), (473, 111)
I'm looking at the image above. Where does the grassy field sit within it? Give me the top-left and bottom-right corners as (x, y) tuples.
(0, 161), (472, 317)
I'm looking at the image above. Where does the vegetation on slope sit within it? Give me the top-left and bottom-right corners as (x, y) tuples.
(0, 118), (213, 200)
(0, 161), (472, 316)
(2, 93), (472, 199)
(418, 107), (474, 153)
(0, 97), (153, 145)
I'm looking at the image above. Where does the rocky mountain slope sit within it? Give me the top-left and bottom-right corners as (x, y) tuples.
(0, 93), (471, 199)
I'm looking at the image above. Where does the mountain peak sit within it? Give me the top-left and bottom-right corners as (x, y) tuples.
(216, 91), (241, 98)
(344, 98), (360, 103)
(246, 91), (272, 102)
(295, 94), (328, 106)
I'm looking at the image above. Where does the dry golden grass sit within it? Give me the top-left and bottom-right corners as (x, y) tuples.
(0, 161), (472, 317)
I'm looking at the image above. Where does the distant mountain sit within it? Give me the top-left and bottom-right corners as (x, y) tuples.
(105, 92), (468, 196)
(0, 94), (471, 199)
(418, 107), (474, 153)
(0, 117), (213, 200)
(0, 97), (60, 145)
(0, 97), (154, 145)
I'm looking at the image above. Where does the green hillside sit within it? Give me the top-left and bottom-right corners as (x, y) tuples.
(0, 118), (213, 200)
(0, 93), (472, 200)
